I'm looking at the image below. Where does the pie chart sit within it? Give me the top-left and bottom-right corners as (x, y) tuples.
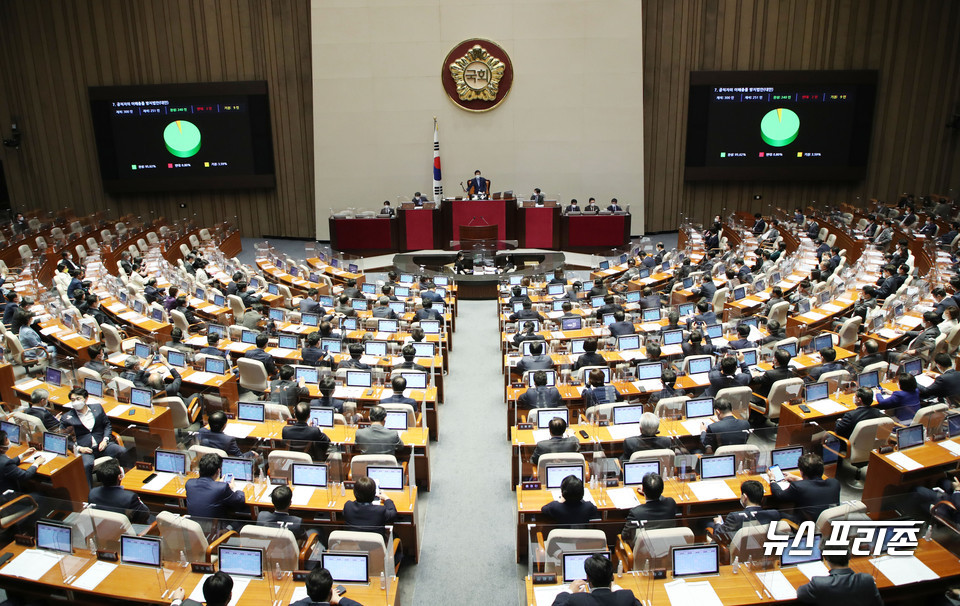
(760, 108), (800, 147)
(163, 120), (201, 158)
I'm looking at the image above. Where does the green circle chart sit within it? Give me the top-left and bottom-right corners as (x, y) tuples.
(760, 108), (800, 147)
(163, 120), (201, 158)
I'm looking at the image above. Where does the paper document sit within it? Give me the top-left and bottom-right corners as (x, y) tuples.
(876, 328), (902, 339)
(801, 312), (826, 321)
(118, 312), (140, 321)
(186, 371), (216, 384)
(226, 343), (250, 352)
(664, 580), (723, 606)
(885, 452), (923, 471)
(292, 485), (315, 506)
(17, 379), (42, 390)
(531, 429), (552, 443)
(605, 425), (636, 441)
(915, 374), (935, 388)
(756, 570), (798, 600)
(190, 575), (251, 606)
(40, 325), (63, 336)
(639, 323), (662, 333)
(142, 471), (176, 492)
(533, 585), (568, 606)
(870, 555), (938, 585)
(223, 423), (256, 439)
(680, 419), (706, 436)
(0, 549), (64, 580)
(688, 480), (737, 501)
(270, 348), (295, 358)
(605, 486), (641, 510)
(820, 303), (843, 313)
(797, 560), (830, 580)
(632, 379), (663, 392)
(938, 441), (960, 456)
(809, 400), (849, 415)
(108, 404), (133, 417)
(289, 587), (309, 605)
(71, 561), (117, 590)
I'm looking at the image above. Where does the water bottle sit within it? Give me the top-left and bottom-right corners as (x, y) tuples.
(617, 559), (624, 577)
(87, 536), (97, 553)
(340, 483), (346, 497)
(179, 550), (188, 568)
(642, 559), (650, 576)
(275, 562), (282, 579)
(379, 571), (386, 589)
(737, 460), (745, 476)
(923, 525), (933, 542)
(732, 556), (740, 574)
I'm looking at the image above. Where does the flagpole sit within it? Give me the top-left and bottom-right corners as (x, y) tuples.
(433, 117), (443, 203)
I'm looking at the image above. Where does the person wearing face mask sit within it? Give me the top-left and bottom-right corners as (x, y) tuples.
(706, 480), (780, 542)
(0, 428), (40, 499)
(60, 388), (126, 485)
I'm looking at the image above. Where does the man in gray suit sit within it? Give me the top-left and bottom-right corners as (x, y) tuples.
(516, 341), (554, 374)
(355, 406), (403, 454)
(796, 550), (881, 605)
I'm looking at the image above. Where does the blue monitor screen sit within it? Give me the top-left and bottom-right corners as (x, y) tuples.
(688, 357), (712, 375)
(635, 362), (662, 381)
(771, 447), (803, 471)
(857, 371), (879, 389)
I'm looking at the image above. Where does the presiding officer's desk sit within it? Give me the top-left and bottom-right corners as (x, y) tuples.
(863, 435), (960, 515)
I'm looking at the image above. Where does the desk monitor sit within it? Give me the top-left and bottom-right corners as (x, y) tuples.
(395, 286), (411, 298)
(705, 323), (723, 339)
(167, 349), (186, 368)
(268, 282), (281, 295)
(677, 303), (695, 317)
(770, 272), (781, 284)
(797, 299), (811, 315)
(638, 268), (651, 279)
(612, 404), (645, 426)
(947, 413), (960, 438)
(625, 291), (641, 304)
(896, 424), (924, 450)
(42, 432), (68, 457)
(571, 339), (588, 354)
(378, 319), (399, 333)
(601, 314), (616, 327)
(687, 357), (712, 375)
(321, 338), (342, 354)
(309, 406), (335, 428)
(155, 449), (187, 475)
(347, 263), (359, 273)
(901, 358), (923, 377)
(662, 329), (683, 346)
(590, 296), (605, 308)
(412, 342), (435, 358)
(857, 370), (880, 389)
(599, 260), (610, 270)
(151, 308), (164, 322)
(301, 312), (320, 327)
(364, 341), (388, 357)
(520, 341), (537, 356)
(396, 274), (413, 284)
(240, 330), (257, 345)
(292, 463), (327, 488)
(780, 341), (798, 358)
(617, 334), (640, 351)
(121, 535), (162, 567)
(277, 334), (299, 350)
(519, 319), (541, 332)
(45, 367), (63, 387)
(754, 279), (765, 293)
(80, 322), (94, 339)
(741, 349), (758, 367)
(36, 520), (72, 554)
(685, 397), (714, 419)
(545, 464), (584, 490)
(84, 378), (104, 398)
(561, 316), (582, 331)
(434, 276), (449, 287)
(221, 457), (254, 482)
(822, 435), (840, 465)
(781, 534), (823, 567)
(295, 366), (320, 385)
(321, 552), (368, 583)
(351, 299), (368, 311)
(527, 370), (557, 387)
(208, 324), (226, 339)
(804, 382), (829, 404)
(388, 301), (406, 315)
(205, 356), (227, 375)
(813, 333), (834, 352)
(893, 303), (905, 318)
(562, 551), (610, 583)
(341, 317), (359, 331)
(771, 446), (803, 471)
(699, 454), (736, 480)
(642, 308), (662, 322)
(213, 294), (227, 308)
(134, 342), (152, 360)
(512, 302), (524, 313)
(346, 371), (372, 388)
(319, 295), (335, 307)
(400, 372), (428, 390)
(739, 317), (758, 329)
(682, 277), (694, 289)
(119, 291), (128, 304)
(268, 308), (285, 322)
(552, 300), (566, 311)
(623, 460), (661, 486)
(218, 546), (263, 578)
(733, 286), (747, 301)
(250, 277), (261, 289)
(366, 465), (404, 491)
(237, 402), (265, 423)
(536, 408), (568, 429)
(133, 300), (145, 315)
(130, 387), (153, 408)
(671, 544), (720, 578)
(361, 282), (376, 295)
(420, 320), (441, 334)
(635, 362), (663, 381)
(0, 421), (20, 445)
(383, 411), (409, 431)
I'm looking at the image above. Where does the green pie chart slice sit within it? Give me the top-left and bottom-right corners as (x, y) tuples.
(163, 120), (201, 158)
(760, 108), (800, 147)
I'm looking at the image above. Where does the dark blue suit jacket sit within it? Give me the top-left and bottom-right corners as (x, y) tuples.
(919, 369), (960, 400)
(198, 428), (244, 457)
(796, 567), (882, 605)
(541, 499), (599, 526)
(25, 406), (60, 431)
(553, 587), (641, 606)
(702, 415), (750, 450)
(343, 499), (397, 538)
(714, 505), (781, 541)
(243, 347), (276, 376)
(0, 453), (38, 494)
(60, 404), (112, 449)
(88, 485), (150, 523)
(609, 321), (635, 337)
(518, 386), (563, 410)
(185, 476), (246, 519)
(257, 510), (305, 541)
(770, 477), (841, 522)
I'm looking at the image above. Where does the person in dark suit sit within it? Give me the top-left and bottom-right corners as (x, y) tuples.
(414, 299), (443, 322)
(796, 550), (882, 606)
(806, 347), (848, 383)
(269, 365), (309, 406)
(595, 294), (625, 319)
(170, 570), (234, 606)
(834, 388), (884, 439)
(380, 375), (419, 412)
(0, 429), (40, 496)
(199, 411), (259, 460)
(372, 296), (397, 319)
(920, 353), (960, 401)
(875, 373), (921, 422)
(337, 343), (370, 370)
(516, 341), (554, 375)
(243, 332), (277, 377)
(875, 264), (899, 299)
(1, 291), (19, 328)
(608, 310), (635, 337)
(24, 388), (60, 431)
(551, 554), (642, 606)
(621, 413), (671, 463)
(378, 200), (395, 216)
(282, 402), (331, 458)
(514, 321), (545, 348)
(686, 301), (717, 329)
(705, 355), (750, 398)
(355, 407), (403, 454)
(895, 311), (940, 362)
(637, 287), (660, 311)
(752, 213), (766, 235)
(530, 188), (546, 203)
(184, 453), (246, 521)
(300, 331), (331, 368)
(83, 344), (118, 382)
(541, 475), (598, 527)
(850, 339), (885, 373)
(587, 279), (607, 298)
(755, 348), (798, 398)
(647, 367), (685, 404)
(468, 170), (488, 196)
(531, 417), (579, 464)
(288, 567), (364, 606)
(573, 338), (606, 372)
(509, 300), (543, 323)
(681, 330), (714, 357)
(621, 473), (678, 544)
(707, 480), (780, 542)
(701, 397), (750, 451)
(691, 274), (717, 304)
(725, 324), (755, 351)
(607, 198), (624, 213)
(768, 453), (841, 523)
(257, 485), (306, 540)
(343, 475), (397, 539)
(299, 288), (323, 314)
(310, 375), (345, 413)
(62, 388), (126, 485)
(88, 458), (150, 524)
(582, 369), (620, 408)
(583, 197), (599, 213)
(518, 370), (563, 410)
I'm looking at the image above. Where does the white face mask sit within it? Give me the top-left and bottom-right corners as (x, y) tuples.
(67, 401), (85, 410)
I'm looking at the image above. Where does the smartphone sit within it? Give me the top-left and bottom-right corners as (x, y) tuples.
(335, 585), (346, 596)
(142, 472), (157, 484)
(769, 465), (784, 482)
(224, 473), (234, 484)
(579, 430), (589, 439)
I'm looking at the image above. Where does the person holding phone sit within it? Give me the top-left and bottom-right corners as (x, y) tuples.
(184, 453), (246, 525)
(706, 480), (780, 542)
(343, 475), (397, 540)
(289, 567), (363, 606)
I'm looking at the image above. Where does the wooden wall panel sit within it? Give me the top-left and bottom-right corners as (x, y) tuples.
(0, 0), (314, 239)
(642, 0), (960, 233)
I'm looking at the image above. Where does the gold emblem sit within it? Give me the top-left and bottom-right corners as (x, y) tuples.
(448, 45), (505, 102)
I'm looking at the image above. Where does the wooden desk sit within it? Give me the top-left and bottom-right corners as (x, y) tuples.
(862, 437), (960, 515)
(0, 363), (17, 407)
(100, 296), (173, 343)
(8, 443), (88, 505)
(36, 319), (97, 362)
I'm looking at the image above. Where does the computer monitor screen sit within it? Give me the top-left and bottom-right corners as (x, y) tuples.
(601, 314), (616, 327)
(133, 300), (145, 315)
(771, 446), (803, 471)
(798, 377), (828, 402)
(705, 324), (722, 339)
(536, 408), (568, 429)
(682, 277), (694, 289)
(547, 284), (564, 296)
(420, 320), (441, 334)
(561, 317), (582, 331)
(319, 295), (334, 307)
(754, 279), (765, 292)
(295, 366), (319, 385)
(740, 317), (758, 329)
(412, 342), (435, 358)
(400, 372), (428, 390)
(240, 330), (257, 345)
(395, 286), (410, 297)
(685, 398), (714, 419)
(433, 302), (445, 314)
(250, 277), (261, 289)
(781, 535), (823, 567)
(84, 378), (104, 398)
(642, 308), (661, 322)
(346, 371), (372, 388)
(268, 308), (285, 322)
(361, 282), (376, 295)
(687, 357), (712, 375)
(699, 454), (736, 479)
(813, 334), (834, 351)
(292, 463), (327, 488)
(208, 324), (226, 338)
(770, 272), (781, 284)
(733, 287), (746, 301)
(364, 341), (388, 357)
(638, 268), (651, 279)
(151, 308), (164, 322)
(213, 294), (226, 307)
(562, 551), (610, 583)
(42, 432), (68, 456)
(321, 552), (368, 583)
(367, 465), (404, 491)
(167, 350), (186, 368)
(80, 322), (94, 339)
(155, 449), (187, 474)
(599, 260), (610, 270)
(268, 282), (281, 295)
(662, 329), (683, 346)
(553, 299), (567, 311)
(780, 341), (798, 358)
(205, 356), (227, 374)
(857, 370), (879, 389)
(527, 370), (556, 387)
(121, 535), (162, 567)
(623, 460), (660, 486)
(672, 544), (720, 578)
(545, 464), (584, 489)
(130, 387), (153, 408)
(434, 277), (449, 286)
(321, 338), (342, 354)
(678, 303), (695, 317)
(398, 274), (414, 283)
(901, 358), (923, 376)
(612, 405), (645, 425)
(135, 343), (151, 359)
(520, 341), (536, 356)
(351, 299), (368, 311)
(590, 296), (605, 308)
(221, 457), (254, 482)
(383, 411), (409, 431)
(571, 339), (587, 354)
(388, 301), (406, 315)
(618, 335), (640, 351)
(36, 521), (72, 554)
(797, 299), (811, 315)
(237, 402), (265, 423)
(341, 317), (358, 330)
(635, 362), (663, 381)
(0, 421), (19, 445)
(45, 367), (62, 387)
(277, 335), (298, 350)
(893, 304), (904, 318)
(742, 349), (758, 367)
(625, 291), (641, 304)
(948, 414), (960, 438)
(896, 424), (924, 450)
(218, 546), (263, 578)
(301, 313), (319, 327)
(378, 319), (399, 333)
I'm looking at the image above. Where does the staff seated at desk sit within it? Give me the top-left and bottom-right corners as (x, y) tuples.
(767, 453), (840, 523)
(621, 472), (678, 545)
(621, 413), (671, 463)
(62, 387), (128, 485)
(541, 475), (599, 527)
(184, 452), (247, 524)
